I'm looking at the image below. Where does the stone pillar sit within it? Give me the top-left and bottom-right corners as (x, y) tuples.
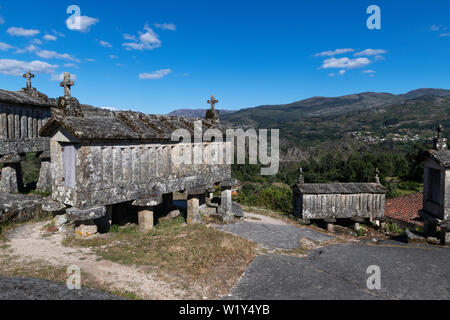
(324, 218), (336, 233)
(0, 154), (24, 193)
(218, 179), (238, 223)
(219, 187), (233, 223)
(187, 195), (200, 224)
(187, 187), (205, 224)
(36, 151), (52, 192)
(354, 222), (360, 232)
(138, 207), (154, 232)
(132, 194), (162, 232)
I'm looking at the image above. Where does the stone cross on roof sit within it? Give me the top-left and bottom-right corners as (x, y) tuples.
(23, 70), (34, 90)
(207, 94), (219, 110)
(60, 72), (75, 98)
(297, 167), (304, 184)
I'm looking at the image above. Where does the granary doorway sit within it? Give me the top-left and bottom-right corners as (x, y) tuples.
(62, 144), (77, 188)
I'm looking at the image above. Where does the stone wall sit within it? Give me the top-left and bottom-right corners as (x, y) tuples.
(51, 141), (231, 209)
(0, 103), (51, 155)
(300, 193), (385, 220)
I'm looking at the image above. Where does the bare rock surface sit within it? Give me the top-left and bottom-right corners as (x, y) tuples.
(0, 276), (122, 300)
(228, 243), (450, 300)
(0, 193), (47, 224)
(217, 220), (333, 249)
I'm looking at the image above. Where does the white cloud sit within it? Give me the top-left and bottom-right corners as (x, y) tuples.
(85, 58), (96, 62)
(154, 23), (176, 31)
(0, 42), (12, 51)
(66, 15), (99, 33)
(7, 27), (40, 37)
(430, 25), (442, 31)
(63, 63), (79, 69)
(122, 25), (162, 51)
(339, 70), (346, 75)
(99, 40), (112, 48)
(440, 33), (450, 37)
(321, 57), (371, 69)
(31, 38), (43, 45)
(51, 72), (77, 81)
(36, 49), (79, 62)
(354, 48), (386, 56)
(139, 68), (172, 79)
(314, 48), (354, 57)
(328, 73), (335, 77)
(43, 34), (57, 41)
(0, 58), (58, 76)
(123, 34), (137, 41)
(0, 17), (5, 25)
(363, 69), (376, 74)
(109, 54), (118, 59)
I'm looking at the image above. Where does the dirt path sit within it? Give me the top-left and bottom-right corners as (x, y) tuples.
(2, 221), (187, 299)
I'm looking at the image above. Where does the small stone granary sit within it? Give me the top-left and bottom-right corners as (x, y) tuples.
(39, 73), (239, 232)
(420, 125), (450, 244)
(0, 71), (54, 192)
(292, 168), (386, 231)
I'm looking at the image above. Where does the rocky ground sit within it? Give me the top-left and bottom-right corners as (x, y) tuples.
(0, 207), (449, 300)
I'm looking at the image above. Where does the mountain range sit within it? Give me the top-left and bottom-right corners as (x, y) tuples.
(169, 89), (450, 161)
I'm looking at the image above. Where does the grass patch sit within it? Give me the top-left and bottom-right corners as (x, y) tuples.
(64, 217), (257, 298)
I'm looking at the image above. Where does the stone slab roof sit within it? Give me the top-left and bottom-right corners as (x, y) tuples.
(429, 150), (450, 167)
(0, 89), (55, 108)
(296, 182), (386, 194)
(39, 109), (225, 141)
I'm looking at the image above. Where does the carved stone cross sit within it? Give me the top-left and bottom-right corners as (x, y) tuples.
(60, 72), (75, 97)
(23, 70), (34, 90)
(207, 94), (219, 110)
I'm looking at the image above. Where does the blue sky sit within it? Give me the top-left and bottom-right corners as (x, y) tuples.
(0, 0), (449, 114)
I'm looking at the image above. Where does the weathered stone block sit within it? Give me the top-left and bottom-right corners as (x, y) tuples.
(67, 206), (106, 222)
(36, 160), (52, 191)
(187, 196), (200, 224)
(0, 164), (22, 193)
(138, 208), (154, 232)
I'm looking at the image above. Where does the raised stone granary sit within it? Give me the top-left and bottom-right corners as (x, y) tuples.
(292, 168), (386, 230)
(0, 72), (55, 192)
(39, 76), (239, 231)
(420, 125), (450, 244)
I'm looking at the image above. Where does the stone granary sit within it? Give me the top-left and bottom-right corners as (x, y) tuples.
(420, 125), (450, 244)
(292, 168), (387, 231)
(0, 71), (54, 193)
(40, 74), (240, 232)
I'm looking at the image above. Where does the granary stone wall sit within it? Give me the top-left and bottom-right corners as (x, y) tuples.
(51, 141), (231, 209)
(445, 168), (450, 221)
(0, 103), (51, 155)
(301, 193), (385, 220)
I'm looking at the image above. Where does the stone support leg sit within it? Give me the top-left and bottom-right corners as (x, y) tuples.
(187, 195), (200, 224)
(36, 159), (52, 192)
(218, 187), (234, 223)
(138, 207), (154, 232)
(0, 163), (23, 193)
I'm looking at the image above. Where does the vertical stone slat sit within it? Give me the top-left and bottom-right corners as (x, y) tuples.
(14, 111), (20, 140)
(7, 112), (14, 139)
(0, 105), (7, 139)
(102, 146), (113, 189)
(27, 110), (32, 138)
(20, 110), (27, 139)
(112, 146), (123, 186)
(122, 147), (132, 184)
